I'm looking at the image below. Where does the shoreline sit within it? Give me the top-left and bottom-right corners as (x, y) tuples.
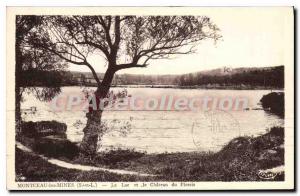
(22, 85), (284, 91)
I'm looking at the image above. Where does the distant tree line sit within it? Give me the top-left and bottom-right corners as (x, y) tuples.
(24, 66), (284, 89)
(176, 66), (284, 88)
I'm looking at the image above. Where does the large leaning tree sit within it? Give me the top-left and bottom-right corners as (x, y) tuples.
(31, 15), (221, 156)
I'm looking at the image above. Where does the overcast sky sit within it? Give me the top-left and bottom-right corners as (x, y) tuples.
(68, 8), (289, 75)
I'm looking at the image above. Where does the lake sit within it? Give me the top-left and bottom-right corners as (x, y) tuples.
(21, 87), (284, 153)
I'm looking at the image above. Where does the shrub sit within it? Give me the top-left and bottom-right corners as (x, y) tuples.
(260, 92), (284, 117)
(21, 121), (67, 138)
(33, 138), (79, 160)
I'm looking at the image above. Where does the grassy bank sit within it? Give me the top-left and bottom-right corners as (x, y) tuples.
(16, 127), (284, 182)
(72, 127), (284, 181)
(15, 148), (156, 182)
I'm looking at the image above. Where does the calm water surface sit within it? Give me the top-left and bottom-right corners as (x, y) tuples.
(21, 87), (284, 153)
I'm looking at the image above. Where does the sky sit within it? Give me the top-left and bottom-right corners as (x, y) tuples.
(68, 8), (290, 75)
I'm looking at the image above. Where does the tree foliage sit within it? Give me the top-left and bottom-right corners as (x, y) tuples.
(16, 15), (68, 102)
(31, 15), (221, 87)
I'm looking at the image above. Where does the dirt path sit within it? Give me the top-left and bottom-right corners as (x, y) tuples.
(16, 142), (157, 177)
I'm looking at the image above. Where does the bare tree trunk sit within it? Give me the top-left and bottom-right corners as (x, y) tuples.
(15, 39), (22, 134)
(79, 67), (116, 156)
(15, 87), (22, 134)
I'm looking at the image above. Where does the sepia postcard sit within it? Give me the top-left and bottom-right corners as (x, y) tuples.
(6, 7), (294, 190)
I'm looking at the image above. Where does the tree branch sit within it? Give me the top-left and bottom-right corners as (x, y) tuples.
(86, 61), (101, 86)
(113, 16), (121, 47)
(39, 45), (101, 86)
(96, 16), (113, 49)
(115, 63), (147, 71)
(76, 40), (110, 59)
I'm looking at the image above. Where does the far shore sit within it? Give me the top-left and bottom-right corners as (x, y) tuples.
(23, 84), (284, 91)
